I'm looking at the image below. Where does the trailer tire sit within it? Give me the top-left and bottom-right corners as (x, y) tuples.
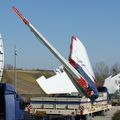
(75, 115), (80, 120)
(101, 110), (107, 116)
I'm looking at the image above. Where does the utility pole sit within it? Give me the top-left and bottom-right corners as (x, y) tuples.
(14, 45), (17, 91)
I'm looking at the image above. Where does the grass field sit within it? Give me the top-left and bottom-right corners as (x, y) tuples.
(1, 69), (54, 98)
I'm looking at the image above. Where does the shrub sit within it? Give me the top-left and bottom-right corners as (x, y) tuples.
(112, 110), (120, 120)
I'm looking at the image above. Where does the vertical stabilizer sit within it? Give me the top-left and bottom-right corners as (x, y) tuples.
(69, 36), (98, 101)
(69, 36), (95, 81)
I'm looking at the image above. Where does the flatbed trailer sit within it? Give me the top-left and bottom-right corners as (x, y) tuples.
(30, 92), (111, 120)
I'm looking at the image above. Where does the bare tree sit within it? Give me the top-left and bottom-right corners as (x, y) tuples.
(110, 63), (120, 76)
(93, 62), (110, 85)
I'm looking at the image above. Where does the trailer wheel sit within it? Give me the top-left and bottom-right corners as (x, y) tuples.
(82, 114), (91, 120)
(101, 110), (107, 116)
(84, 114), (89, 120)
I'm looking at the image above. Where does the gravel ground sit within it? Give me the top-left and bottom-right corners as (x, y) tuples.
(92, 106), (120, 120)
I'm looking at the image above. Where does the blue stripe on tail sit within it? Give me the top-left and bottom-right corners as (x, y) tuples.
(76, 64), (99, 101)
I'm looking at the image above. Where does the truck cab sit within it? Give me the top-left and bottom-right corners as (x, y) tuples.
(0, 83), (25, 120)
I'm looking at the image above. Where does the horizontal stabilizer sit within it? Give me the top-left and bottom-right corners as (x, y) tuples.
(36, 70), (78, 94)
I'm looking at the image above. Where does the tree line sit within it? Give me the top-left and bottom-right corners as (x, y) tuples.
(93, 62), (120, 86)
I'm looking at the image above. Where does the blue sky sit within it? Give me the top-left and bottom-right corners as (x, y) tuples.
(0, 1), (120, 69)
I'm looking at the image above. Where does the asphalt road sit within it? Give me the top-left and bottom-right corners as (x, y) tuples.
(92, 106), (120, 120)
